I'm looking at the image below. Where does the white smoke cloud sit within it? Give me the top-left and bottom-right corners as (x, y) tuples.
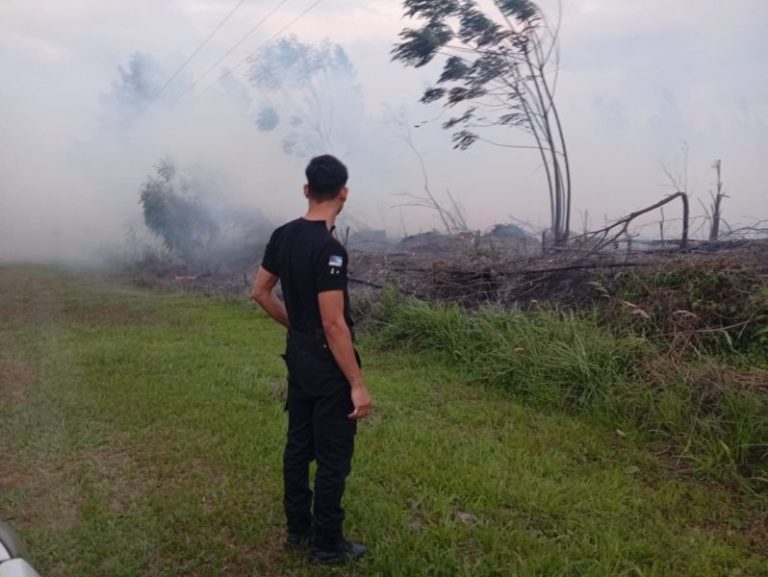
(1, 0), (766, 262)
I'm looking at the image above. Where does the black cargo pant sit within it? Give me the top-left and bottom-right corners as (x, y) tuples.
(282, 329), (357, 550)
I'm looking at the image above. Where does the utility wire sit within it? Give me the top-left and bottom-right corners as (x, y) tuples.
(173, 0), (292, 104)
(195, 0), (326, 100)
(154, 0), (249, 100)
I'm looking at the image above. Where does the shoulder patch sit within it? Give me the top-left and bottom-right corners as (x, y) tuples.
(329, 255), (344, 268)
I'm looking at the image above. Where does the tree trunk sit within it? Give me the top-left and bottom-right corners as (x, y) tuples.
(709, 160), (724, 242)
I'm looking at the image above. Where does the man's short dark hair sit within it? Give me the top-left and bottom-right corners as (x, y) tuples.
(306, 155), (348, 201)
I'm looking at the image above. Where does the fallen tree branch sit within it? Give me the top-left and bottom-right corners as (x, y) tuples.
(391, 261), (653, 276)
(510, 262), (654, 275)
(349, 277), (385, 289)
(572, 192), (690, 252)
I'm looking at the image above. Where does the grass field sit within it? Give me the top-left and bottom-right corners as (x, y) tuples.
(1, 265), (767, 577)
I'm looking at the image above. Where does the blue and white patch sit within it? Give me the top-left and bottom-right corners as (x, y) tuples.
(329, 255), (344, 268)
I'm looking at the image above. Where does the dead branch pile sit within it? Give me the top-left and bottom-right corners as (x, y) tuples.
(348, 238), (768, 310)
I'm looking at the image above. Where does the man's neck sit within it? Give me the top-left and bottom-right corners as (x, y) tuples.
(304, 205), (338, 230)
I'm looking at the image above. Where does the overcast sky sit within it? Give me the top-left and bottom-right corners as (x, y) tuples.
(1, 0), (766, 261)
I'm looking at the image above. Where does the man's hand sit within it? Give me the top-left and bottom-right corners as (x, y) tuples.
(348, 385), (372, 420)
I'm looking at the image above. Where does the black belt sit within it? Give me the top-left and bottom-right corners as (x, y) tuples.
(287, 328), (362, 369)
(287, 328), (329, 352)
(287, 327), (356, 351)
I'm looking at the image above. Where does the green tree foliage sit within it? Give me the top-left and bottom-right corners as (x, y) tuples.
(104, 52), (163, 126)
(392, 0), (573, 244)
(247, 37), (364, 157)
(139, 160), (218, 259)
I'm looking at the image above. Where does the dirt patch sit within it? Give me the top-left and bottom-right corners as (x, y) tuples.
(0, 266), (176, 330)
(79, 441), (146, 513)
(0, 284), (40, 404)
(697, 513), (768, 557)
(63, 300), (172, 329)
(2, 437), (146, 534)
(0, 356), (35, 404)
(0, 267), (68, 333)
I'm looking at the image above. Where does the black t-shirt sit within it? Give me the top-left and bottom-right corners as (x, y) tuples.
(261, 218), (353, 334)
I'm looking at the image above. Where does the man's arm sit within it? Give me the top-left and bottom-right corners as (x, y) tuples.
(250, 267), (290, 329)
(319, 290), (372, 420)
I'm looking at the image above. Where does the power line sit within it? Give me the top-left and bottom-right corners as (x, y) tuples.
(173, 0), (292, 104)
(195, 0), (327, 101)
(154, 0), (249, 100)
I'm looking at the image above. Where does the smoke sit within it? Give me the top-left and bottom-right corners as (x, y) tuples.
(0, 27), (441, 265)
(1, 0), (766, 264)
(0, 42), (371, 264)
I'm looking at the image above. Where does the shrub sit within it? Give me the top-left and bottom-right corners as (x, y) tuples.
(606, 259), (768, 361)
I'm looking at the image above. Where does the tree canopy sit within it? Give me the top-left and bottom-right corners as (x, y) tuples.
(247, 37), (364, 158)
(139, 160), (219, 259)
(393, 0), (573, 244)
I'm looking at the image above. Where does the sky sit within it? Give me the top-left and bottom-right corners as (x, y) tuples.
(1, 0), (766, 262)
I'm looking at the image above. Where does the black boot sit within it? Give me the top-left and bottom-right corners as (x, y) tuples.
(284, 530), (312, 550)
(310, 539), (367, 565)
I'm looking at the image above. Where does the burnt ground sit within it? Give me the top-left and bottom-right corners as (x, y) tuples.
(123, 234), (768, 313)
(348, 236), (768, 308)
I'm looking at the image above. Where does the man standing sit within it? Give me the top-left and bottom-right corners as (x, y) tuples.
(250, 155), (372, 564)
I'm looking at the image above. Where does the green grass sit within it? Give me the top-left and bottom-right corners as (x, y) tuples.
(1, 266), (767, 576)
(371, 291), (768, 488)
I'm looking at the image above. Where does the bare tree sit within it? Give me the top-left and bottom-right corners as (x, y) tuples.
(394, 119), (469, 234)
(707, 160), (727, 242)
(392, 0), (572, 245)
(658, 155), (691, 248)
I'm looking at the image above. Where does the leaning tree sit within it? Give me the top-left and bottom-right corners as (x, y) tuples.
(392, 0), (572, 245)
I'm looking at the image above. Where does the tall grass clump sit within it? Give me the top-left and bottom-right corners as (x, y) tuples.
(376, 294), (646, 413)
(370, 289), (768, 490)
